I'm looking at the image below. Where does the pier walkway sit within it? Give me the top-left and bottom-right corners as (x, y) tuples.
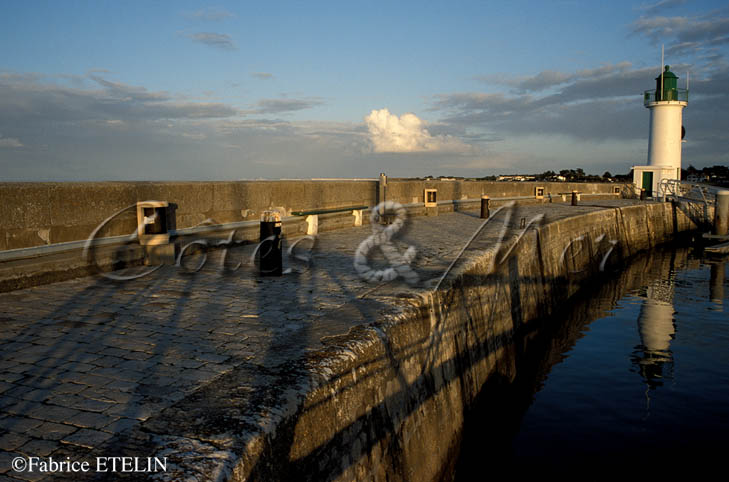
(0, 199), (642, 480)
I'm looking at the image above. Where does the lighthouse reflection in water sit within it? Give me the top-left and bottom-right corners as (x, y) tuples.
(455, 246), (729, 475)
(633, 271), (677, 390)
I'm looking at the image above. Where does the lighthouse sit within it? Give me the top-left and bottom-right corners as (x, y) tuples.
(632, 65), (689, 197)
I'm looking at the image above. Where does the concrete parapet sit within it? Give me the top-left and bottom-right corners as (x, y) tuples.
(1, 180), (626, 252)
(0, 183), (626, 292)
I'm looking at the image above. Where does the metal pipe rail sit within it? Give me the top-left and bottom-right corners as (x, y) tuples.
(659, 179), (721, 205)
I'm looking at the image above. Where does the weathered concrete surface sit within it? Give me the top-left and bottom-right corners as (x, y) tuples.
(0, 200), (694, 481)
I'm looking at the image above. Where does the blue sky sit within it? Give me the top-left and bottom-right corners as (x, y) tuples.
(1, 0), (727, 180)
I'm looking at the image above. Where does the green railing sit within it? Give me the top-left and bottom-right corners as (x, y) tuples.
(644, 88), (689, 105)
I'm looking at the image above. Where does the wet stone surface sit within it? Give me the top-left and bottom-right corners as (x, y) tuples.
(0, 200), (640, 480)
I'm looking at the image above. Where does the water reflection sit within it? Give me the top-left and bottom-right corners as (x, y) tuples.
(632, 277), (677, 390)
(710, 260), (725, 303)
(454, 244), (729, 477)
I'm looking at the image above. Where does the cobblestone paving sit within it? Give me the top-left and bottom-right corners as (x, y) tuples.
(0, 200), (640, 480)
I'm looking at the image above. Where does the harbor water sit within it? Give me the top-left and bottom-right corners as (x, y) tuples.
(454, 244), (729, 477)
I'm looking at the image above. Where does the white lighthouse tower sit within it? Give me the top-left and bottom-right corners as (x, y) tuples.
(633, 65), (689, 197)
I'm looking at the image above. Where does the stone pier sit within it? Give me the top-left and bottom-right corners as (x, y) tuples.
(0, 199), (697, 481)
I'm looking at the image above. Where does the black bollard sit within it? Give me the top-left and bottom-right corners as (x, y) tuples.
(571, 191), (578, 206)
(640, 188), (646, 201)
(480, 195), (490, 219)
(259, 211), (282, 276)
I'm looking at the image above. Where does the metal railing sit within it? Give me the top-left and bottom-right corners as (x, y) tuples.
(659, 179), (720, 205)
(644, 88), (689, 106)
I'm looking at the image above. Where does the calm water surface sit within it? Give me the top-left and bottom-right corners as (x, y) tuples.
(455, 246), (729, 477)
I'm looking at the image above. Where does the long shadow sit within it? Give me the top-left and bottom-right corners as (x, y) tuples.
(0, 242), (260, 475)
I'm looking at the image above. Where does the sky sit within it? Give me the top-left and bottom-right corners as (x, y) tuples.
(1, 0), (728, 181)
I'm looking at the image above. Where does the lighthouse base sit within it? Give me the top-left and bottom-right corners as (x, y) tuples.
(632, 165), (679, 199)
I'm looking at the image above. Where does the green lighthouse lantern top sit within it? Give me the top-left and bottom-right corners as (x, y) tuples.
(643, 64), (689, 105)
(655, 65), (679, 101)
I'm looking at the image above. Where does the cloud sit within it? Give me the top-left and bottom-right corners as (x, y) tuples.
(432, 76), (657, 145)
(89, 75), (170, 102)
(364, 108), (470, 153)
(630, 10), (729, 54)
(0, 71), (383, 181)
(0, 72), (238, 125)
(477, 62), (633, 93)
(251, 72), (274, 80)
(185, 7), (234, 21)
(638, 0), (687, 14)
(0, 136), (23, 148)
(187, 32), (236, 50)
(247, 97), (324, 115)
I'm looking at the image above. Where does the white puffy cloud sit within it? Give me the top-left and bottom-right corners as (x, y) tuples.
(364, 108), (469, 153)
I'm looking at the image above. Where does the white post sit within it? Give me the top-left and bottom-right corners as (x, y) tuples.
(305, 215), (318, 235)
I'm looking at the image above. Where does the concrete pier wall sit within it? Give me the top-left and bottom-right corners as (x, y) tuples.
(235, 202), (696, 481)
(0, 180), (623, 251)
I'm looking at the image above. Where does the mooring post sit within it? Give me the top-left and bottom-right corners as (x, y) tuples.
(259, 211), (282, 276)
(480, 195), (490, 219)
(571, 191), (578, 206)
(640, 188), (646, 201)
(715, 190), (729, 236)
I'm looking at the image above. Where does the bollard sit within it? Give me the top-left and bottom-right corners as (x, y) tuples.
(715, 190), (729, 236)
(259, 211), (282, 276)
(640, 188), (646, 201)
(480, 195), (490, 219)
(571, 191), (578, 206)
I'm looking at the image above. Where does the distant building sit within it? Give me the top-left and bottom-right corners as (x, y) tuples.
(496, 175), (535, 182)
(686, 173), (708, 183)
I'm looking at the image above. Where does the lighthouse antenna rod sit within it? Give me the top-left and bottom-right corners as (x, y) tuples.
(661, 45), (664, 101)
(687, 71), (689, 91)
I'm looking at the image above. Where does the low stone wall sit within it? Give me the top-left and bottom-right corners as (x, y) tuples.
(0, 180), (625, 251)
(231, 201), (696, 481)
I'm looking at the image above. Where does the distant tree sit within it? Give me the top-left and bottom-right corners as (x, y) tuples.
(614, 170), (632, 181)
(706, 165), (729, 178)
(602, 171), (613, 179)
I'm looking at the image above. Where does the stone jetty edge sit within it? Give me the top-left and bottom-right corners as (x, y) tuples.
(57, 201), (695, 482)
